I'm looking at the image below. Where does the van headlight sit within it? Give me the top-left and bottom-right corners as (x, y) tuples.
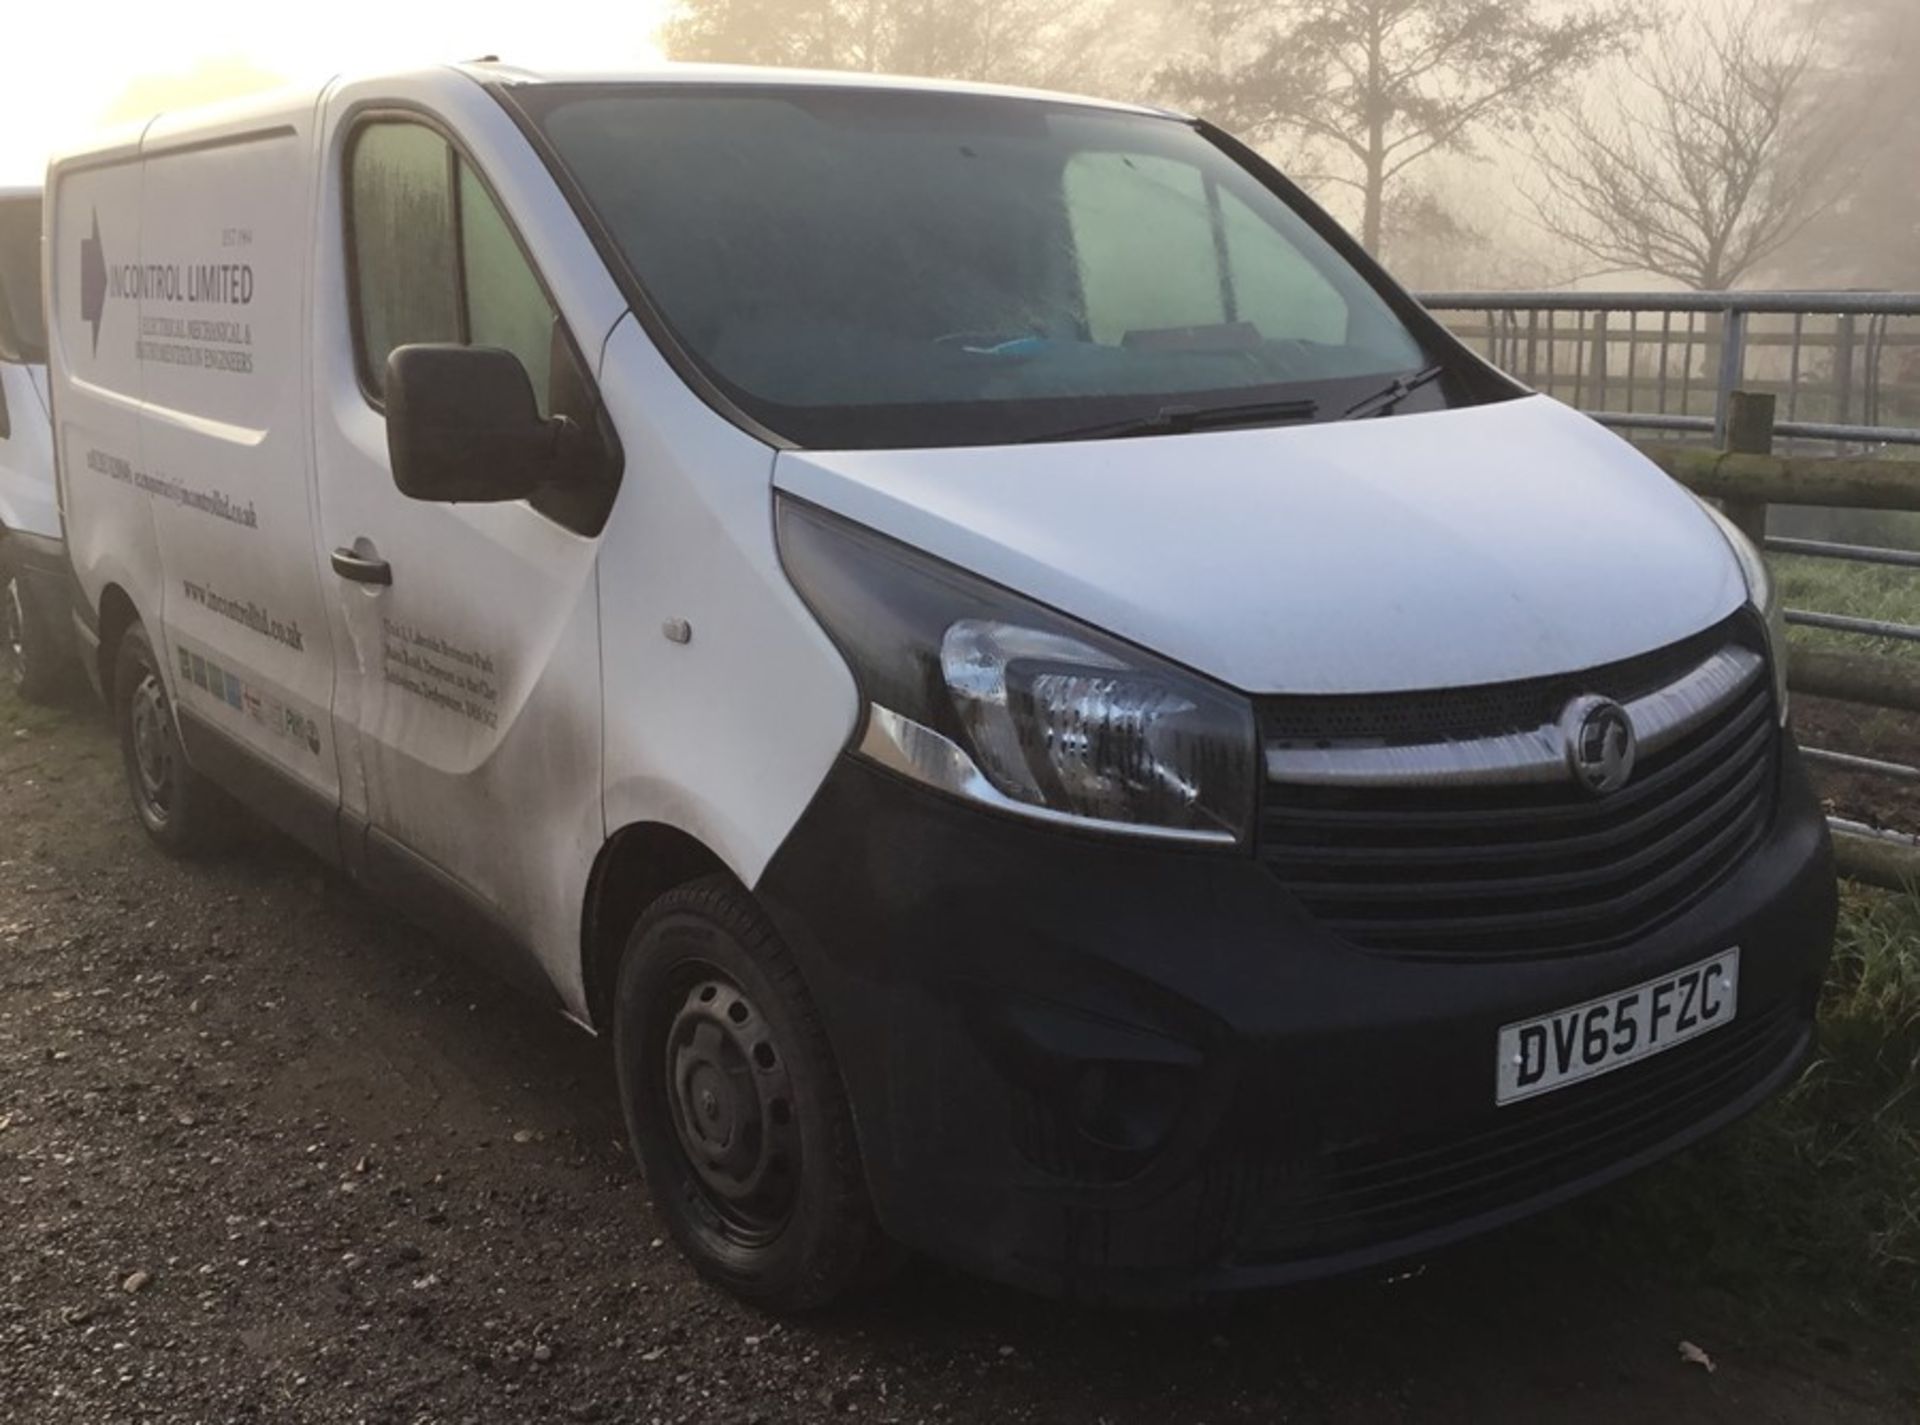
(1699, 500), (1789, 720)
(777, 498), (1255, 844)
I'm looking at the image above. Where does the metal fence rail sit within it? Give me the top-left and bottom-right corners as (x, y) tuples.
(1419, 291), (1920, 888)
(1419, 290), (1920, 449)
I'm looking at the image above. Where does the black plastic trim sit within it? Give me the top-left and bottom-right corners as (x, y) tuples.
(175, 705), (342, 863)
(363, 825), (563, 1010)
(173, 704), (558, 1010)
(754, 739), (1836, 1302)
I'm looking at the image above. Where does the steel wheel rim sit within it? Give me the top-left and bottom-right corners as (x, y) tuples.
(129, 672), (177, 824)
(662, 971), (800, 1246)
(2, 575), (23, 691)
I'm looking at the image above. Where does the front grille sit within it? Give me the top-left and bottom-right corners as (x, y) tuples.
(1260, 619), (1732, 747)
(1240, 994), (1807, 1261)
(1259, 622), (1780, 960)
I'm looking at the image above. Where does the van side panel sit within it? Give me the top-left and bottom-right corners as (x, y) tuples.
(134, 119), (341, 833)
(47, 147), (161, 663)
(595, 314), (861, 897)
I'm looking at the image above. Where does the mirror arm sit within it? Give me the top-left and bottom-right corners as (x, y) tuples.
(546, 412), (606, 481)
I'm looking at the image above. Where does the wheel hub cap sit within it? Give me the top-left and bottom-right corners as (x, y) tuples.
(663, 976), (799, 1237)
(130, 675), (176, 820)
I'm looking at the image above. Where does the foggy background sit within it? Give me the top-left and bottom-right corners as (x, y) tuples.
(8, 0), (1913, 296)
(657, 0), (1918, 294)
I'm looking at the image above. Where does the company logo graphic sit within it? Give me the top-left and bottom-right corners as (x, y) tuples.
(1561, 695), (1637, 795)
(79, 209), (107, 356)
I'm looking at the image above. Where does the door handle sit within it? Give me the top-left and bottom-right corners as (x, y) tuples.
(330, 546), (393, 586)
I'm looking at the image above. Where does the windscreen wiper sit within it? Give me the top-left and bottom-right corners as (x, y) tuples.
(1341, 364), (1447, 420)
(1024, 397), (1319, 444)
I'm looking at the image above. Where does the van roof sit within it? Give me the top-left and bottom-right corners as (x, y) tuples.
(45, 62), (1186, 171)
(457, 60), (1183, 120)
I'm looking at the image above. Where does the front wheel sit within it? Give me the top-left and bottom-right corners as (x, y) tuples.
(114, 623), (231, 855)
(613, 875), (894, 1311)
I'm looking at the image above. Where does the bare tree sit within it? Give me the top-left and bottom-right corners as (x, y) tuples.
(1157, 0), (1633, 254)
(661, 0), (1141, 93)
(1783, 0), (1920, 287)
(1375, 184), (1483, 288)
(1526, 0), (1863, 290)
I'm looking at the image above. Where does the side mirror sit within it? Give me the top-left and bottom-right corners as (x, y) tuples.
(385, 344), (570, 504)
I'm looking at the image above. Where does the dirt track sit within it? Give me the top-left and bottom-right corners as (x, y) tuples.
(1, 692), (1912, 1424)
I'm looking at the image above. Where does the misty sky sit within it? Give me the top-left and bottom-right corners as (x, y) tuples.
(5, 0), (1910, 294)
(1, 3), (674, 184)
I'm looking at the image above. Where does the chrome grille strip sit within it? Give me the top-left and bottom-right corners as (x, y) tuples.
(1264, 645), (1765, 789)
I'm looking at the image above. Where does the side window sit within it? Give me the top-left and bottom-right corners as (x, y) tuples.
(348, 123), (461, 396)
(458, 166), (555, 416)
(347, 122), (561, 415)
(346, 119), (618, 534)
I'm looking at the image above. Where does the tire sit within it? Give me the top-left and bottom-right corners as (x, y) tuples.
(613, 875), (894, 1311)
(113, 622), (231, 855)
(1, 543), (67, 704)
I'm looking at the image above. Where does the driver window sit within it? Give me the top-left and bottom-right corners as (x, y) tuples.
(458, 165), (556, 416)
(348, 122), (461, 398)
(346, 120), (617, 534)
(347, 121), (562, 415)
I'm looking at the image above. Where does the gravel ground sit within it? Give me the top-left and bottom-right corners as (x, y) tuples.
(1, 690), (1912, 1424)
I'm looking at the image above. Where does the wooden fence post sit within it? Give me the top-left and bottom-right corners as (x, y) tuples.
(1588, 311), (1609, 411)
(1721, 391), (1774, 545)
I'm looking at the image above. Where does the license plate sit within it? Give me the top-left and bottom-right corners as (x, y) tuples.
(1495, 948), (1740, 1106)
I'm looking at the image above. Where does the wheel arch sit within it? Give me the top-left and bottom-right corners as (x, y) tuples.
(94, 582), (140, 697)
(580, 819), (736, 1032)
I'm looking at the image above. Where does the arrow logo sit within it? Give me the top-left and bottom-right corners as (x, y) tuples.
(79, 209), (106, 356)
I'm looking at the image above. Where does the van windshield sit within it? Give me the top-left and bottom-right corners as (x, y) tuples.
(519, 85), (1439, 449)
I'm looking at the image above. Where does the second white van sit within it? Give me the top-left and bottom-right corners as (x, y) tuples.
(47, 64), (1836, 1309)
(0, 184), (68, 700)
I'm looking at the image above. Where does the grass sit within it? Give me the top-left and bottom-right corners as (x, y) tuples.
(1750, 889), (1920, 1308)
(1599, 886), (1920, 1340)
(1775, 550), (1920, 664)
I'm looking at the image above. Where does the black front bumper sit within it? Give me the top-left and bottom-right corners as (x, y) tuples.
(757, 738), (1837, 1304)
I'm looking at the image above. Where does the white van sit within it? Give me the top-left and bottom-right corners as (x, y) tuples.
(48, 65), (1836, 1309)
(0, 185), (69, 700)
